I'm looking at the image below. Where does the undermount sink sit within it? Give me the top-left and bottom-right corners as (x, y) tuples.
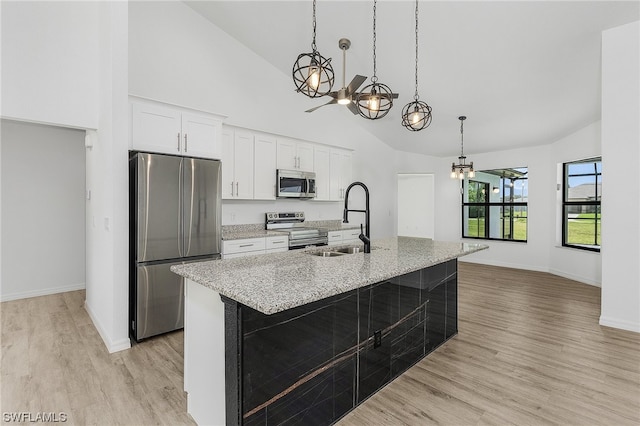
(311, 251), (346, 257)
(335, 246), (362, 254)
(309, 246), (371, 257)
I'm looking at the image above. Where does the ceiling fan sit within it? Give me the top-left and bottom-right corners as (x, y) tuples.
(305, 38), (398, 114)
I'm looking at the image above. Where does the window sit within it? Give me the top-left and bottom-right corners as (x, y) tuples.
(462, 167), (528, 242)
(562, 158), (601, 252)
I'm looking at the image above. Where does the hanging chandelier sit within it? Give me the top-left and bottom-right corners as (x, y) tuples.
(451, 116), (475, 180)
(292, 0), (335, 98)
(401, 0), (432, 131)
(356, 0), (395, 120)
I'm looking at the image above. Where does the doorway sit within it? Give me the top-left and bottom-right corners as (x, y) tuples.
(397, 173), (435, 238)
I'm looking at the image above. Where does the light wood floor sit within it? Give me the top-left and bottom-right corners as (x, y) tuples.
(1, 263), (638, 425)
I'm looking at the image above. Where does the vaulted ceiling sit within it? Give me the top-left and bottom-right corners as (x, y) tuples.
(185, 1), (639, 157)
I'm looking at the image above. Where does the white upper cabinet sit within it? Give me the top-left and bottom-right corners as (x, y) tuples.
(130, 98), (223, 159)
(221, 129), (254, 200)
(253, 133), (277, 200)
(313, 145), (331, 201)
(181, 113), (223, 159)
(329, 148), (353, 201)
(277, 139), (314, 172)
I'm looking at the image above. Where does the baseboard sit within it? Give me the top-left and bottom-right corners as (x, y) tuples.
(459, 258), (548, 273)
(599, 316), (640, 333)
(548, 268), (601, 287)
(84, 300), (131, 353)
(0, 283), (85, 302)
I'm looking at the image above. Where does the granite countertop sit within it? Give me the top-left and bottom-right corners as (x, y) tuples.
(172, 237), (488, 315)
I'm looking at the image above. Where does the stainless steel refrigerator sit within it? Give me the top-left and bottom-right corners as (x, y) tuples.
(129, 152), (221, 342)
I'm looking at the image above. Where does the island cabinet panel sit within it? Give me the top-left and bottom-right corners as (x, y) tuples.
(223, 259), (458, 426)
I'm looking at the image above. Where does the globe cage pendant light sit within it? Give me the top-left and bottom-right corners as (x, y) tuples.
(401, 0), (433, 131)
(450, 116), (475, 180)
(292, 0), (335, 98)
(356, 0), (395, 120)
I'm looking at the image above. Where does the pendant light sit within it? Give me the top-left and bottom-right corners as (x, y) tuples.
(356, 0), (395, 120)
(450, 116), (475, 179)
(401, 0), (432, 131)
(292, 0), (335, 98)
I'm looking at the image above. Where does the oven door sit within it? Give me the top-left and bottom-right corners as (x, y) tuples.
(277, 170), (308, 198)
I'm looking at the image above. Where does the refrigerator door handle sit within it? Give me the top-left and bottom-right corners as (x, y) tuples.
(185, 158), (195, 257)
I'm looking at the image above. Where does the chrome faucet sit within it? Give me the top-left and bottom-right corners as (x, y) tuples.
(343, 181), (371, 253)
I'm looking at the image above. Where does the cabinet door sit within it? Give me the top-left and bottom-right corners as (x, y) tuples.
(313, 146), (330, 201)
(276, 139), (297, 169)
(221, 129), (235, 199)
(329, 149), (343, 200)
(253, 134), (277, 200)
(182, 113), (222, 159)
(340, 150), (353, 193)
(296, 141), (315, 172)
(131, 102), (182, 155)
(233, 131), (254, 199)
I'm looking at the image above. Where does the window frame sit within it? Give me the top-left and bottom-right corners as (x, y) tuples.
(461, 169), (528, 243)
(561, 158), (601, 252)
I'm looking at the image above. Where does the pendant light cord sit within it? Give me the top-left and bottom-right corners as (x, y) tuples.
(414, 0), (419, 101)
(460, 119), (465, 158)
(311, 0), (317, 51)
(371, 0), (378, 82)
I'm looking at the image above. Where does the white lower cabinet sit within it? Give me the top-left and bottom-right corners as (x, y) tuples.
(327, 229), (362, 246)
(342, 229), (361, 244)
(222, 237), (266, 259)
(327, 231), (343, 246)
(265, 235), (288, 253)
(222, 235), (288, 259)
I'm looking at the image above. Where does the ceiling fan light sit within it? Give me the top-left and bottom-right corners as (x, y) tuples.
(337, 87), (351, 105)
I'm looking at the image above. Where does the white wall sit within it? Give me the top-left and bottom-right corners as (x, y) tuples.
(600, 21), (640, 333)
(84, 1), (130, 353)
(548, 121), (601, 286)
(397, 174), (435, 238)
(446, 144), (554, 272)
(0, 1), (99, 129)
(1, 120), (86, 301)
(128, 1), (399, 239)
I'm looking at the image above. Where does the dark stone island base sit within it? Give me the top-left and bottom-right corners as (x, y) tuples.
(222, 259), (458, 426)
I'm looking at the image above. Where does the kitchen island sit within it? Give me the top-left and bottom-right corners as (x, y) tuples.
(171, 237), (487, 425)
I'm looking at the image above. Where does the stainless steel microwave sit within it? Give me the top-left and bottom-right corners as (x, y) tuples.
(277, 169), (317, 199)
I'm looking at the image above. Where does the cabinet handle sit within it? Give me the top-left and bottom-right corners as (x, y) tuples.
(236, 182), (239, 196)
(184, 133), (188, 152)
(177, 133), (181, 152)
(231, 181), (235, 196)
(271, 241), (284, 244)
(239, 244), (253, 248)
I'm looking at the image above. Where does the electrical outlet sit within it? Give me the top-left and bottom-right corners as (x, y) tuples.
(374, 330), (382, 348)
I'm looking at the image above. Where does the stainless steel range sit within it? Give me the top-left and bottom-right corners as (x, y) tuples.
(265, 211), (328, 249)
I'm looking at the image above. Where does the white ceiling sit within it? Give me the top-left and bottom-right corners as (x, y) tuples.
(185, 1), (639, 157)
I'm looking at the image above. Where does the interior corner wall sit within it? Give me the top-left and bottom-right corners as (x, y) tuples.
(0, 1), (99, 129)
(1, 120), (86, 301)
(128, 1), (398, 239)
(600, 21), (640, 333)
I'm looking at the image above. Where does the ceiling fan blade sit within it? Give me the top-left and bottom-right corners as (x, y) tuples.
(305, 98), (338, 113)
(346, 75), (367, 96)
(346, 101), (359, 115)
